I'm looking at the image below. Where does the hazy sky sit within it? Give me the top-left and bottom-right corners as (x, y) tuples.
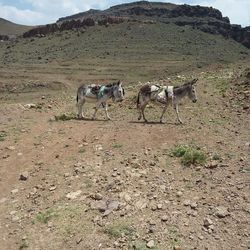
(0, 0), (249, 27)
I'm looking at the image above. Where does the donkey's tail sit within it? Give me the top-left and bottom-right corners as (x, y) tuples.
(136, 92), (140, 108)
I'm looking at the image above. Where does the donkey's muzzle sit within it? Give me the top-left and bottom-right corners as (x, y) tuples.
(193, 100), (197, 103)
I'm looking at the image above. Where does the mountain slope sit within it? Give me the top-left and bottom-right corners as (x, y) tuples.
(0, 18), (33, 36)
(0, 21), (249, 85)
(55, 1), (250, 49)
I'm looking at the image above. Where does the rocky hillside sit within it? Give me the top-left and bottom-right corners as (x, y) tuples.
(52, 1), (250, 49)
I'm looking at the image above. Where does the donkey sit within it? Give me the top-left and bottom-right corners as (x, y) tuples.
(137, 79), (198, 124)
(76, 80), (125, 120)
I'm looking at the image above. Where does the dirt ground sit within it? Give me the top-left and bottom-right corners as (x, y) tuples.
(0, 63), (249, 250)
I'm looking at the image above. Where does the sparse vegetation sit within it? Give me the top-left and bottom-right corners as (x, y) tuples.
(78, 148), (86, 153)
(171, 144), (207, 166)
(113, 143), (123, 148)
(105, 223), (135, 238)
(36, 209), (58, 224)
(54, 113), (75, 121)
(0, 132), (6, 142)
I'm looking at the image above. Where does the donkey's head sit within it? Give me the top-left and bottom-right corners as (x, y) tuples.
(188, 78), (198, 103)
(112, 80), (125, 102)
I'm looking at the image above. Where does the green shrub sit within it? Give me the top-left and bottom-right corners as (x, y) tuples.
(171, 144), (207, 166)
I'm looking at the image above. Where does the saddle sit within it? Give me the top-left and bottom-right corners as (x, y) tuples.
(90, 85), (101, 95)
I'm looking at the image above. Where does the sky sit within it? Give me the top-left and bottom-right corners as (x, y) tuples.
(0, 0), (249, 27)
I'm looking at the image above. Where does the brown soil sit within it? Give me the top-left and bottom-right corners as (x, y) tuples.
(0, 64), (249, 250)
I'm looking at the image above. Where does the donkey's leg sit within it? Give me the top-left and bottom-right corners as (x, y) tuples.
(137, 94), (143, 121)
(77, 97), (85, 119)
(160, 104), (168, 123)
(104, 103), (111, 120)
(141, 104), (148, 123)
(173, 103), (183, 124)
(92, 102), (102, 120)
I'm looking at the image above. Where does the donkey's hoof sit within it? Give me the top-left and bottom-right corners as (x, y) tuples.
(144, 120), (148, 123)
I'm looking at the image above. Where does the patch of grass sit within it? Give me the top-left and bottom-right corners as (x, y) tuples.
(78, 148), (86, 153)
(212, 153), (221, 161)
(36, 208), (58, 224)
(129, 241), (149, 250)
(169, 226), (181, 248)
(113, 143), (123, 149)
(0, 132), (7, 142)
(171, 144), (207, 166)
(54, 113), (75, 121)
(105, 223), (135, 238)
(19, 239), (29, 250)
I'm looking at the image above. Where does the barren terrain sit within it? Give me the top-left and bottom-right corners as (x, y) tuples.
(0, 61), (249, 250)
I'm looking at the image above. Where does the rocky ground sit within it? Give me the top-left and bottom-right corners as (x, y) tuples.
(0, 63), (249, 250)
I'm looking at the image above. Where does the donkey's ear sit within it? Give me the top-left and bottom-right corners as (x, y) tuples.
(117, 80), (122, 86)
(191, 78), (198, 85)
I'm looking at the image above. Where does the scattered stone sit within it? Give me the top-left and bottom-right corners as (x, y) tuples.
(146, 240), (155, 249)
(94, 193), (103, 201)
(6, 146), (15, 151)
(66, 190), (82, 200)
(176, 191), (183, 197)
(161, 215), (168, 222)
(207, 161), (218, 169)
(64, 173), (70, 178)
(91, 198), (119, 216)
(49, 186), (56, 191)
(24, 103), (37, 109)
(204, 218), (213, 228)
(215, 206), (229, 218)
(174, 246), (181, 250)
(19, 171), (29, 181)
(11, 189), (19, 194)
(135, 199), (147, 210)
(183, 200), (191, 206)
(157, 204), (163, 210)
(190, 202), (198, 209)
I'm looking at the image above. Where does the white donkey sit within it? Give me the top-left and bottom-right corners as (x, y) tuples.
(76, 81), (125, 120)
(137, 79), (198, 124)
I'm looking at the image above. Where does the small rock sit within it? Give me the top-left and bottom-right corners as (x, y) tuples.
(174, 246), (181, 250)
(157, 204), (163, 210)
(161, 215), (168, 222)
(66, 190), (82, 200)
(11, 189), (19, 194)
(204, 218), (213, 228)
(94, 193), (103, 201)
(49, 186), (56, 191)
(146, 240), (155, 248)
(183, 200), (191, 206)
(176, 191), (183, 197)
(64, 173), (70, 178)
(190, 202), (198, 209)
(6, 146), (15, 151)
(19, 171), (29, 181)
(215, 206), (229, 218)
(207, 161), (218, 169)
(24, 103), (37, 109)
